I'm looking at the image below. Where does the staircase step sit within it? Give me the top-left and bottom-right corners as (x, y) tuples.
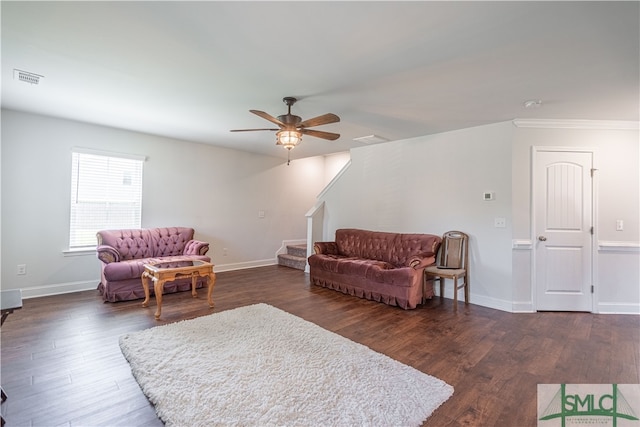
(286, 244), (307, 258)
(277, 253), (307, 271)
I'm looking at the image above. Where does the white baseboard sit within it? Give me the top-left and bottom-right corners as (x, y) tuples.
(213, 259), (277, 273)
(20, 280), (98, 299)
(437, 288), (513, 313)
(468, 293), (513, 313)
(17, 260), (279, 299)
(20, 265), (637, 316)
(511, 301), (535, 313)
(597, 302), (640, 315)
(488, 300), (640, 314)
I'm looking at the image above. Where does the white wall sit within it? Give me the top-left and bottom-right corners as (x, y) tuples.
(4, 110), (637, 312)
(511, 122), (640, 313)
(317, 120), (640, 313)
(1, 109), (328, 297)
(322, 151), (351, 184)
(319, 121), (516, 311)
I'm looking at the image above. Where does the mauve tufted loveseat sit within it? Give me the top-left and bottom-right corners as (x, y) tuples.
(308, 228), (441, 309)
(96, 227), (210, 302)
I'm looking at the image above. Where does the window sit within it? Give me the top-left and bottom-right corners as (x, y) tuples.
(69, 149), (144, 249)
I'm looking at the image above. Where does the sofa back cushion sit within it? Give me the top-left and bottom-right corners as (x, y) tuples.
(335, 228), (440, 267)
(96, 227), (195, 260)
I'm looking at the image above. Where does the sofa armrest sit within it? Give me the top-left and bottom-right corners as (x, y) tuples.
(406, 253), (436, 269)
(96, 245), (121, 264)
(184, 239), (210, 256)
(313, 241), (338, 255)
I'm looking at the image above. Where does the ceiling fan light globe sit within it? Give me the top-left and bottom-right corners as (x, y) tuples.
(276, 130), (302, 150)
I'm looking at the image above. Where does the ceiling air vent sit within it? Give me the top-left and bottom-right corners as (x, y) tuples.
(353, 134), (388, 144)
(14, 69), (44, 85)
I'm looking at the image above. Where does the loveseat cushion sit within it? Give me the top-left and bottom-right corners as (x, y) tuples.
(102, 255), (210, 282)
(97, 227), (200, 261)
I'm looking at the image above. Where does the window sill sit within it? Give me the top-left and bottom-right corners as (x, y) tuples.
(63, 247), (96, 257)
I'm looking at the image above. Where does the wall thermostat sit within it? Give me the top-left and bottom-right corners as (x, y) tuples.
(483, 192), (494, 201)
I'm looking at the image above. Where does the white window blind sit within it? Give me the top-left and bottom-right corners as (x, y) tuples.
(69, 150), (144, 248)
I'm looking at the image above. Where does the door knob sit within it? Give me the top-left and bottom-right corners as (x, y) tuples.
(538, 236), (547, 241)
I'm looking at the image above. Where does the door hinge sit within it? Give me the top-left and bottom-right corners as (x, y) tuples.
(591, 285), (594, 293)
(590, 226), (594, 235)
(591, 168), (598, 177)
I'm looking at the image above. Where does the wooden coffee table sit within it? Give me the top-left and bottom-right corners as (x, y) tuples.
(141, 259), (215, 319)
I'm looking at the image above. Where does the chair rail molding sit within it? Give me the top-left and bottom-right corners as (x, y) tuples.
(512, 239), (533, 250)
(597, 241), (640, 252)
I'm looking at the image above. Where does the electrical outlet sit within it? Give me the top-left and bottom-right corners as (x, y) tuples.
(494, 217), (506, 228)
(616, 220), (624, 231)
(223, 248), (228, 256)
(17, 264), (26, 275)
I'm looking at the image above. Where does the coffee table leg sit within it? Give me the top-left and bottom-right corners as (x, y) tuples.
(141, 272), (151, 308)
(207, 271), (216, 308)
(154, 279), (164, 319)
(191, 273), (198, 298)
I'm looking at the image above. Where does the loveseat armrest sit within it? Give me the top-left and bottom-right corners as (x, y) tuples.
(96, 245), (121, 264)
(313, 241), (338, 255)
(406, 252), (436, 269)
(183, 239), (210, 256)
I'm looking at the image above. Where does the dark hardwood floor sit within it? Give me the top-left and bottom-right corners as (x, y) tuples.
(1, 265), (638, 426)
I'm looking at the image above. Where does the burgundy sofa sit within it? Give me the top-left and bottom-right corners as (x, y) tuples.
(308, 229), (441, 309)
(96, 227), (210, 302)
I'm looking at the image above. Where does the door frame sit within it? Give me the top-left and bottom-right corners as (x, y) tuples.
(530, 146), (599, 313)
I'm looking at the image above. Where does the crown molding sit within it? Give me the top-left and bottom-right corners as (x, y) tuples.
(512, 119), (639, 130)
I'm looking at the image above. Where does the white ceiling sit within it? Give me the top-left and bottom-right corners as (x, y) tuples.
(2, 1), (638, 161)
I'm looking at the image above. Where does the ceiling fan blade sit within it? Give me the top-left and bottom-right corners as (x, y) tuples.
(250, 110), (285, 127)
(230, 128), (280, 132)
(300, 128), (340, 141)
(299, 113), (340, 128)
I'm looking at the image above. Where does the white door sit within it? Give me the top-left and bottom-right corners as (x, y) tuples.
(534, 150), (593, 311)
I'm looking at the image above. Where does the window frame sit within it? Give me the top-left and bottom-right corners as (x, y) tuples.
(67, 147), (146, 252)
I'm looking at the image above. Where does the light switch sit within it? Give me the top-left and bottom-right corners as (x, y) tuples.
(258, 210), (265, 219)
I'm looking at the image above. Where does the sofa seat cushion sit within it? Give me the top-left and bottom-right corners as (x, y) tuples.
(336, 258), (394, 276)
(308, 254), (350, 273)
(103, 255), (211, 282)
(308, 254), (413, 287)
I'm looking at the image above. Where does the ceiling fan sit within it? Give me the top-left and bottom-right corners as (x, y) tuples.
(230, 97), (340, 164)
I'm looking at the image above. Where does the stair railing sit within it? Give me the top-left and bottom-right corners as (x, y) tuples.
(305, 201), (325, 273)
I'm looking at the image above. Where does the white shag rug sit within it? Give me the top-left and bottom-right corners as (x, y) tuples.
(119, 303), (453, 427)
